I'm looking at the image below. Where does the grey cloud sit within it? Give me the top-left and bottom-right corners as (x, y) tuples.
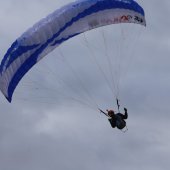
(0, 1), (170, 170)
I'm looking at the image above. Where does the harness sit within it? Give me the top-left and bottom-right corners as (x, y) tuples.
(99, 108), (128, 133)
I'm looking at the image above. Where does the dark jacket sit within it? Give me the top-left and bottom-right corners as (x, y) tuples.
(109, 110), (128, 129)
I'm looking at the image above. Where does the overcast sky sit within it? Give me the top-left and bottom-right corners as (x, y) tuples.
(0, 0), (170, 170)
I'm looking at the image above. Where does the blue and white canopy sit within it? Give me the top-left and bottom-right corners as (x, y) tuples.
(0, 0), (146, 102)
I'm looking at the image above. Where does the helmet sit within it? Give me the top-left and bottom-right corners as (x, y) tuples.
(107, 110), (115, 117)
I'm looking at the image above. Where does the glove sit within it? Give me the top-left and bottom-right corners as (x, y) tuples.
(124, 108), (127, 112)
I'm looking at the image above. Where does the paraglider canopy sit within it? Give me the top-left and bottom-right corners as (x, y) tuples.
(0, 0), (146, 102)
